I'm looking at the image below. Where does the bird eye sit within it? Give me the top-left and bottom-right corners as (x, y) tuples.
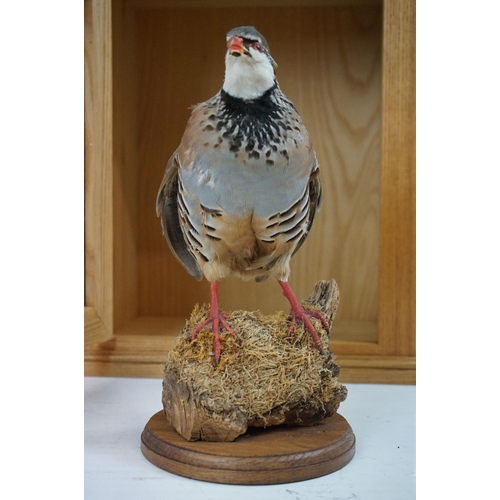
(252, 41), (263, 52)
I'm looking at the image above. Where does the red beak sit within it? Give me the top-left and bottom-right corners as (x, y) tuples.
(227, 36), (247, 54)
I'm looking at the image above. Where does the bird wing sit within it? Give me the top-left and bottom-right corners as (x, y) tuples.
(156, 150), (203, 280)
(292, 158), (322, 257)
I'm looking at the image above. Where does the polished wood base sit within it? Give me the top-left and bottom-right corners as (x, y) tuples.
(141, 410), (355, 485)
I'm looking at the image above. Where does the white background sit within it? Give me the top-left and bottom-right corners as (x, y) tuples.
(2, 2), (500, 498)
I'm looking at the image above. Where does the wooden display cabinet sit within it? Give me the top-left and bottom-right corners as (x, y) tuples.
(84, 0), (415, 383)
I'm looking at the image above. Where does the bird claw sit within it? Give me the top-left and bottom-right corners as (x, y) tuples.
(191, 311), (234, 364)
(304, 308), (330, 333)
(286, 307), (328, 354)
(279, 280), (328, 354)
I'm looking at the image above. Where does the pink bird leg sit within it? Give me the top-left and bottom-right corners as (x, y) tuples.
(191, 281), (234, 363)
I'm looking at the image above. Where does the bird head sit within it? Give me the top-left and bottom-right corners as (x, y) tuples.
(222, 26), (277, 101)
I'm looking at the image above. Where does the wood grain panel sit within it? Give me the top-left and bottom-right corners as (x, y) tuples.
(112, 0), (140, 329)
(287, 7), (382, 326)
(130, 0), (382, 8)
(84, 306), (110, 346)
(136, 5), (383, 338)
(378, 0), (415, 356)
(84, 0), (113, 345)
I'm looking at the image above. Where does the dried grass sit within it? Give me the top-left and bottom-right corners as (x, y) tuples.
(164, 302), (347, 428)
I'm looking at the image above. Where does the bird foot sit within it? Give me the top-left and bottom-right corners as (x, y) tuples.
(191, 310), (234, 364)
(287, 307), (327, 354)
(279, 280), (329, 354)
(289, 307), (330, 333)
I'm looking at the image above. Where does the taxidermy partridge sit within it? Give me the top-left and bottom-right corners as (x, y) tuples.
(157, 26), (328, 363)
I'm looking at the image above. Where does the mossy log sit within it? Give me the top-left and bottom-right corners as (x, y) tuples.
(162, 279), (347, 442)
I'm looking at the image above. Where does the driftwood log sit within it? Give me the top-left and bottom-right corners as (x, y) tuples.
(162, 279), (347, 442)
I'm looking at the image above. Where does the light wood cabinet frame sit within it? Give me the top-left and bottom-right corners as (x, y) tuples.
(84, 0), (415, 383)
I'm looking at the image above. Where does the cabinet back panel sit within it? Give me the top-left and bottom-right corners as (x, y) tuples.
(135, 5), (382, 327)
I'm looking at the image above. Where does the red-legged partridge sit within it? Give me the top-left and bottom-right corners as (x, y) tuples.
(157, 26), (328, 363)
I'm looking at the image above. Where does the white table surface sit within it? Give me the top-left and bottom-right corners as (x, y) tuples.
(84, 377), (415, 500)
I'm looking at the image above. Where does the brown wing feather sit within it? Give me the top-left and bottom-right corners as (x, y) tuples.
(292, 165), (323, 257)
(156, 151), (203, 280)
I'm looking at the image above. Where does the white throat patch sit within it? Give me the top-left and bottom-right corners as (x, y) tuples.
(222, 50), (275, 100)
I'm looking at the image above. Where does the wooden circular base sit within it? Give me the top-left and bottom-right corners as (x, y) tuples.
(141, 411), (355, 485)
